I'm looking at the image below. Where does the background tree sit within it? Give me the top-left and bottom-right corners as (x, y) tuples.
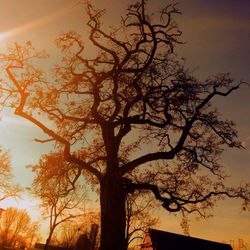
(55, 221), (81, 248)
(0, 146), (20, 203)
(0, 1), (249, 250)
(125, 192), (158, 248)
(0, 207), (40, 249)
(54, 212), (100, 249)
(29, 152), (89, 250)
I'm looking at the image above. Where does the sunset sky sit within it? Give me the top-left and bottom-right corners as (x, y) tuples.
(0, 0), (249, 246)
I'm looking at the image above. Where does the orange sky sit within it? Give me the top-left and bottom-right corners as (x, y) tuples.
(0, 0), (249, 246)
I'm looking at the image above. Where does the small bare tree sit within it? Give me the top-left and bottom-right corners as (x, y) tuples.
(0, 146), (20, 202)
(0, 207), (40, 249)
(125, 193), (158, 248)
(29, 152), (88, 250)
(56, 222), (80, 248)
(55, 212), (100, 249)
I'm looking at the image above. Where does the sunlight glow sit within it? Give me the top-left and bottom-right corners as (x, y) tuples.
(0, 195), (41, 221)
(0, 3), (73, 42)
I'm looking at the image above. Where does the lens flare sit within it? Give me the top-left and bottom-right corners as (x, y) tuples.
(0, 3), (73, 42)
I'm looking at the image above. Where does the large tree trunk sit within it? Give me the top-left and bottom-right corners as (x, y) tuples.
(99, 176), (127, 250)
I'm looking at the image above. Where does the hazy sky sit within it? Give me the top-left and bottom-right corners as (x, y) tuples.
(0, 0), (249, 245)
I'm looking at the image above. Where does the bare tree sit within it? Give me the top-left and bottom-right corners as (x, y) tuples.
(0, 207), (40, 249)
(54, 211), (100, 249)
(56, 222), (80, 248)
(125, 192), (158, 248)
(29, 152), (88, 250)
(0, 147), (20, 202)
(0, 1), (249, 250)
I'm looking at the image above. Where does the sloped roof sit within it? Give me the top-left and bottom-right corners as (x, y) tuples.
(147, 229), (233, 250)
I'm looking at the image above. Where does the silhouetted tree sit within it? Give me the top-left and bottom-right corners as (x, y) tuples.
(29, 152), (88, 250)
(55, 221), (80, 248)
(55, 212), (100, 249)
(0, 147), (20, 203)
(0, 207), (40, 249)
(125, 192), (158, 248)
(0, 1), (249, 250)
